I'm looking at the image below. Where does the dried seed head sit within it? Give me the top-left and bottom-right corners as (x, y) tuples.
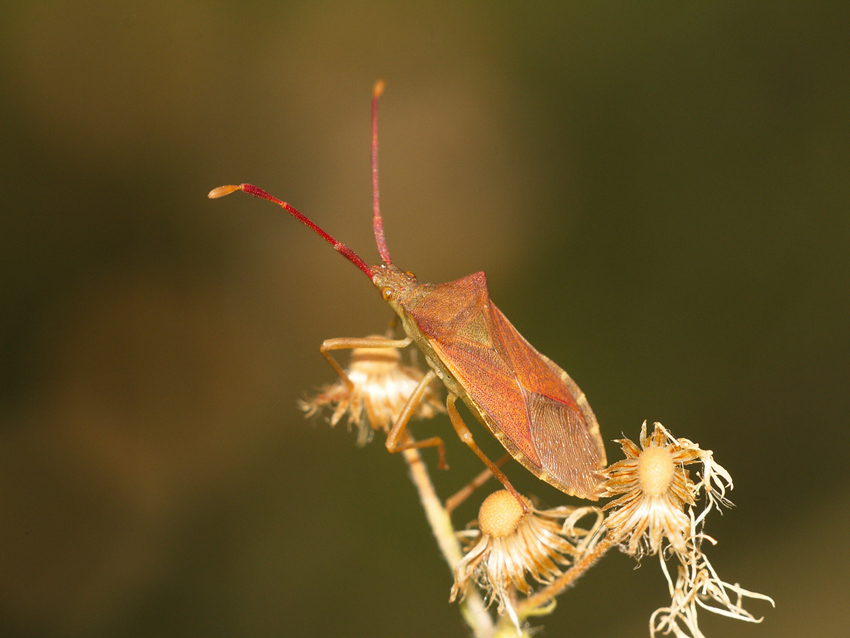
(451, 491), (603, 628)
(478, 490), (528, 538)
(600, 422), (771, 638)
(637, 445), (675, 497)
(300, 336), (443, 445)
(602, 422), (708, 557)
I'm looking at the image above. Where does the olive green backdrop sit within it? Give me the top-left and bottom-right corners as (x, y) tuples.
(1, 2), (847, 637)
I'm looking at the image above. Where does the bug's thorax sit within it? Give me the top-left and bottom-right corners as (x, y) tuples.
(370, 263), (464, 393)
(372, 264), (489, 397)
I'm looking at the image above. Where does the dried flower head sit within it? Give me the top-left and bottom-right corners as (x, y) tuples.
(603, 422), (771, 636)
(300, 337), (443, 445)
(601, 421), (731, 557)
(451, 490), (603, 628)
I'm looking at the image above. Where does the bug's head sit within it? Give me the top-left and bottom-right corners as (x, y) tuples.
(370, 263), (419, 312)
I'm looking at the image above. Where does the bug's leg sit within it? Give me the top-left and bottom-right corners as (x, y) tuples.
(445, 452), (512, 516)
(446, 394), (528, 512)
(385, 369), (449, 470)
(319, 336), (412, 389)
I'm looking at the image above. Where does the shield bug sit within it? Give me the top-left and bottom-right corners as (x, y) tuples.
(209, 81), (607, 501)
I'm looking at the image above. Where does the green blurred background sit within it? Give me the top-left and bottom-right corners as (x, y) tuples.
(1, 2), (847, 637)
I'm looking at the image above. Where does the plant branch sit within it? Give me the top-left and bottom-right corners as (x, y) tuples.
(517, 535), (615, 616)
(402, 446), (495, 638)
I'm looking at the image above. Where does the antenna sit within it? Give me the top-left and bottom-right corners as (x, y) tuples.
(371, 80), (392, 265)
(209, 82), (400, 279)
(208, 183), (374, 279)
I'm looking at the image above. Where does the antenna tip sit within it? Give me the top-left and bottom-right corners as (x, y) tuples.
(373, 79), (386, 98)
(208, 184), (242, 199)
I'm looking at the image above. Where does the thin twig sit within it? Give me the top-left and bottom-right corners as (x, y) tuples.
(517, 535), (615, 616)
(402, 445), (495, 638)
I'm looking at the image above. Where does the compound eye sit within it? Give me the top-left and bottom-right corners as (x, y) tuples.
(381, 286), (394, 301)
(404, 270), (417, 280)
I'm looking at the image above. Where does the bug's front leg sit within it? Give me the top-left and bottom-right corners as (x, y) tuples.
(385, 369), (449, 470)
(319, 336), (412, 390)
(445, 394), (528, 512)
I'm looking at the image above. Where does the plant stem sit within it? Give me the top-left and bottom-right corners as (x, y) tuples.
(402, 447), (495, 638)
(517, 535), (615, 616)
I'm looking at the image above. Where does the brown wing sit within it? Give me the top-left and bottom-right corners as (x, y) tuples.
(431, 309), (543, 466)
(489, 303), (606, 498)
(407, 272), (605, 498)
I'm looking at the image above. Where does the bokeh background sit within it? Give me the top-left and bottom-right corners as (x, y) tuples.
(1, 2), (847, 637)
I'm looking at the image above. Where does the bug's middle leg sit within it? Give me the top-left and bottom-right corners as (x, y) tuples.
(385, 369), (449, 470)
(446, 393), (528, 512)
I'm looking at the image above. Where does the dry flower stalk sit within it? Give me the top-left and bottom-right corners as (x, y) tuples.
(650, 532), (774, 638)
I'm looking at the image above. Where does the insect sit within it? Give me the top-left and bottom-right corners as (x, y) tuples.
(209, 81), (607, 502)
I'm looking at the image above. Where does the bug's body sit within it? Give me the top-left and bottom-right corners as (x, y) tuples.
(372, 263), (606, 499)
(210, 81), (606, 502)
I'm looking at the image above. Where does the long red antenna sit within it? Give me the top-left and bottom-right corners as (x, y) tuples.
(371, 80), (392, 265)
(208, 183), (373, 279)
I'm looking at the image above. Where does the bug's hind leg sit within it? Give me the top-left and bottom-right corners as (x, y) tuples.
(444, 452), (512, 516)
(445, 394), (528, 513)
